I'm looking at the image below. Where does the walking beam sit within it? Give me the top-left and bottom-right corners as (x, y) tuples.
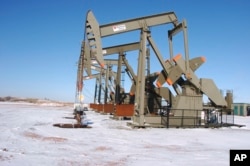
(100, 12), (178, 37)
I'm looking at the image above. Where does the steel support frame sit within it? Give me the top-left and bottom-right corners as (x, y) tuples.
(134, 28), (147, 126)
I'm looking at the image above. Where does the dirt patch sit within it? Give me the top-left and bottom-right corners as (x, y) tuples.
(23, 131), (67, 143)
(104, 157), (128, 166)
(104, 161), (125, 166)
(94, 146), (112, 151)
(57, 159), (83, 166)
(0, 155), (13, 161)
(42, 137), (67, 142)
(24, 131), (41, 139)
(0, 148), (14, 162)
(144, 144), (183, 151)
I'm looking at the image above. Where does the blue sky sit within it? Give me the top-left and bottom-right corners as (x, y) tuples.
(0, 0), (250, 103)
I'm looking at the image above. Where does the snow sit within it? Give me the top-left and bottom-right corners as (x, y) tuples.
(1, 102), (250, 166)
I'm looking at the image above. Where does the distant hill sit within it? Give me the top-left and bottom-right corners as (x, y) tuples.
(0, 96), (73, 107)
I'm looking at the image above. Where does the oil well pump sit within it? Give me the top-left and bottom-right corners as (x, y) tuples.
(75, 10), (234, 128)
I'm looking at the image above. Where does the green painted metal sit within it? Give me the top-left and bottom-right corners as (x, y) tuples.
(240, 106), (244, 116)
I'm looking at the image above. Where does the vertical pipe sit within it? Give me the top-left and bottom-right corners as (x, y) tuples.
(75, 41), (84, 104)
(168, 31), (174, 60)
(167, 109), (169, 128)
(115, 54), (122, 104)
(94, 78), (98, 103)
(104, 64), (109, 104)
(220, 109), (223, 126)
(146, 47), (150, 78)
(183, 20), (190, 75)
(98, 74), (102, 104)
(146, 47), (150, 113)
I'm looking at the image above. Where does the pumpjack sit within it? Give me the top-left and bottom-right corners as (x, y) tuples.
(75, 10), (235, 128)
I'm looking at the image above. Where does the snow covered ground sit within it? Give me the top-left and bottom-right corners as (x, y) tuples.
(0, 102), (250, 166)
